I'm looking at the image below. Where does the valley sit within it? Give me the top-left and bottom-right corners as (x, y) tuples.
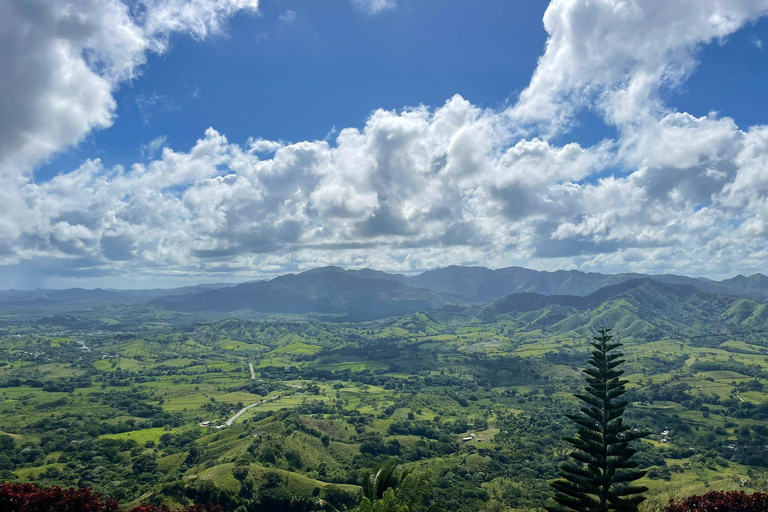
(1, 267), (768, 511)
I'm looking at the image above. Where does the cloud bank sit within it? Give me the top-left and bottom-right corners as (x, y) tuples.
(1, 0), (767, 286)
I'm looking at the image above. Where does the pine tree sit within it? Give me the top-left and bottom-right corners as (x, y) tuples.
(546, 327), (649, 512)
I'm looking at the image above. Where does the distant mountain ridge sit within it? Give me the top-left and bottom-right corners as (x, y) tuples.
(153, 266), (768, 321)
(493, 276), (763, 341)
(0, 283), (234, 307)
(407, 265), (768, 303)
(384, 276), (766, 346)
(155, 266), (455, 321)
(481, 277), (735, 318)
(1, 265), (767, 322)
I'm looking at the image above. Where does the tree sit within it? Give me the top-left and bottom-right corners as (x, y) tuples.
(356, 460), (440, 512)
(546, 327), (648, 512)
(362, 459), (408, 502)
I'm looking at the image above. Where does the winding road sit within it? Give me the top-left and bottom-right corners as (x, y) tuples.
(225, 395), (281, 426)
(223, 379), (304, 427)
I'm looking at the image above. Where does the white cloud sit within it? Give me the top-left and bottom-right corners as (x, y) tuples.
(1, 0), (768, 286)
(0, 0), (258, 177)
(510, 0), (768, 134)
(5, 90), (767, 285)
(351, 0), (396, 15)
(135, 93), (176, 125)
(139, 0), (260, 51)
(139, 135), (168, 159)
(0, 1), (140, 175)
(718, 126), (768, 235)
(0, 0), (258, 284)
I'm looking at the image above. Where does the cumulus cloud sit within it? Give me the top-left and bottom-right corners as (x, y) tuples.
(6, 94), (767, 284)
(0, 97), (597, 280)
(138, 0), (260, 51)
(510, 0), (768, 134)
(1, 0), (767, 286)
(139, 135), (168, 159)
(0, 0), (258, 176)
(0, 0), (257, 284)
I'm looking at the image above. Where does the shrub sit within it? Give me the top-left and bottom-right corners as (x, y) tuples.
(0, 484), (120, 511)
(0, 483), (222, 512)
(664, 490), (768, 512)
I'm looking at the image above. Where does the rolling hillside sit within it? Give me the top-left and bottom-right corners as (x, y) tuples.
(475, 278), (759, 340)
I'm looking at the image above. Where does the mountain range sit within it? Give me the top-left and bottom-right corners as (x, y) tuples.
(1, 265), (767, 322)
(153, 266), (449, 320)
(406, 266), (768, 302)
(476, 277), (754, 340)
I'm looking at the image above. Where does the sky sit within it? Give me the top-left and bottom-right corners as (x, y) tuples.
(0, 0), (767, 289)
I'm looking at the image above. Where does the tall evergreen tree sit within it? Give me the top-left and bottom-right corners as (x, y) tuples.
(546, 327), (648, 512)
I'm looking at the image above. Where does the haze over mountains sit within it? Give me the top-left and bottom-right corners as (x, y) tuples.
(1, 265), (767, 324)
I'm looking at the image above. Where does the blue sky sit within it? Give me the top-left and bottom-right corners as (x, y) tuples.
(35, 0), (767, 183)
(37, 0), (553, 180)
(670, 16), (767, 126)
(1, 0), (768, 288)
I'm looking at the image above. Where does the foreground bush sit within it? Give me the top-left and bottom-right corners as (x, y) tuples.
(0, 483), (222, 512)
(664, 490), (768, 512)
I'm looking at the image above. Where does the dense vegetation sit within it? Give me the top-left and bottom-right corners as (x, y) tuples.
(1, 274), (767, 510)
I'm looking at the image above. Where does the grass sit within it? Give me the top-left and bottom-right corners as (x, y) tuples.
(13, 463), (67, 480)
(100, 427), (180, 444)
(216, 339), (264, 350)
(216, 391), (264, 403)
(28, 363), (84, 378)
(157, 358), (195, 367)
(93, 358), (151, 372)
(313, 361), (388, 371)
(274, 342), (322, 355)
(639, 458), (760, 511)
(0, 430), (24, 441)
(197, 462), (361, 496)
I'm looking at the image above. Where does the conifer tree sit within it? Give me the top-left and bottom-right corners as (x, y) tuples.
(546, 327), (648, 512)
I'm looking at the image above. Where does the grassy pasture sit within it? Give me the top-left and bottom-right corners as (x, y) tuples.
(215, 338), (264, 350)
(100, 427), (180, 444)
(197, 462), (361, 496)
(274, 342), (322, 355)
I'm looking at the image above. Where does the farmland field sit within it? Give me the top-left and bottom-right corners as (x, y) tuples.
(1, 303), (768, 512)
